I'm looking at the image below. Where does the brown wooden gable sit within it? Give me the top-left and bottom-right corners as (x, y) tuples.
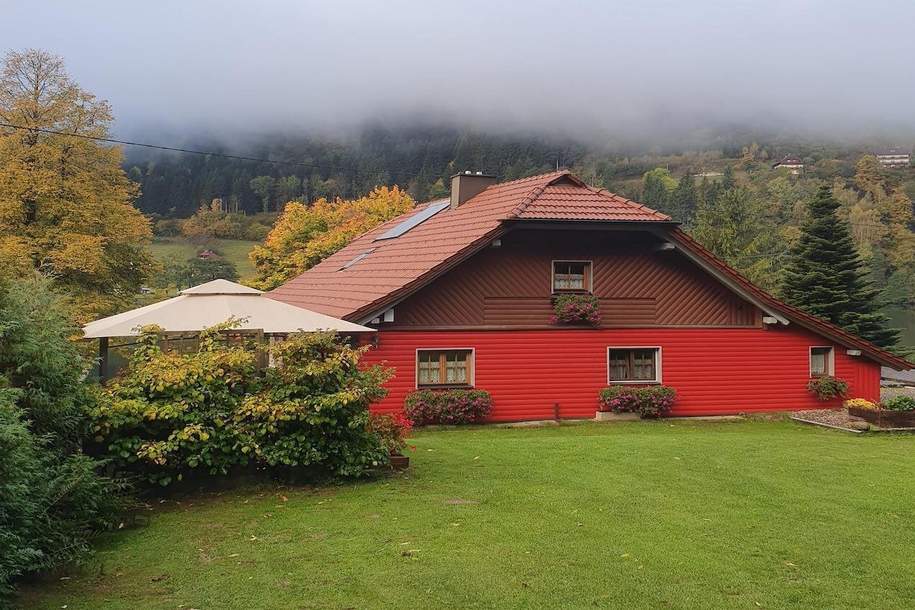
(387, 228), (761, 329)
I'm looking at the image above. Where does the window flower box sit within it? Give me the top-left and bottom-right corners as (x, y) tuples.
(551, 294), (600, 326)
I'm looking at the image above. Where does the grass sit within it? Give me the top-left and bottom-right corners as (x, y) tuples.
(17, 420), (915, 609)
(147, 237), (259, 280)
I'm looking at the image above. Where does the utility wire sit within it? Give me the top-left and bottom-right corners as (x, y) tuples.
(0, 121), (367, 174)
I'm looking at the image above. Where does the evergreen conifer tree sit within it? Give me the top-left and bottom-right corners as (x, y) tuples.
(781, 186), (899, 348)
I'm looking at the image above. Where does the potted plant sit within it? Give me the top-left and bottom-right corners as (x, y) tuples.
(551, 294), (600, 326)
(807, 375), (848, 401)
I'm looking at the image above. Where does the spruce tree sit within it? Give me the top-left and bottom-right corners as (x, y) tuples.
(781, 186), (899, 349)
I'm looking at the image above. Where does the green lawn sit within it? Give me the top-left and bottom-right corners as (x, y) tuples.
(147, 237), (259, 280)
(17, 420), (915, 609)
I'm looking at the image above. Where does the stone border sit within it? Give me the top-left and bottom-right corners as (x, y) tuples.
(790, 415), (864, 434)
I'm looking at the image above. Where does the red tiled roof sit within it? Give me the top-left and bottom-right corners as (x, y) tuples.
(268, 170), (909, 370)
(269, 170), (669, 320)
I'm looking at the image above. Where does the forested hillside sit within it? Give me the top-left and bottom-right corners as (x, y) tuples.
(125, 127), (915, 351)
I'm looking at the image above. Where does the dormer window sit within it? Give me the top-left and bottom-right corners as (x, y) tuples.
(552, 261), (592, 293)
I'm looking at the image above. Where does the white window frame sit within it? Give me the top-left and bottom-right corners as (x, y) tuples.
(809, 346), (834, 377)
(551, 259), (594, 294)
(415, 347), (476, 389)
(607, 346), (662, 384)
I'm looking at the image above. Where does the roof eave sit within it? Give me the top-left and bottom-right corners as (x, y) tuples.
(668, 228), (912, 371)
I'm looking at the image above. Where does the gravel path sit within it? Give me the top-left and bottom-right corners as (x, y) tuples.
(792, 408), (869, 431)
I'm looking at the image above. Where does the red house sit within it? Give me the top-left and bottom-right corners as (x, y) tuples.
(270, 171), (910, 421)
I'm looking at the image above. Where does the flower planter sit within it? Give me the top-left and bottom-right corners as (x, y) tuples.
(594, 411), (640, 422)
(389, 454), (410, 470)
(848, 407), (915, 428)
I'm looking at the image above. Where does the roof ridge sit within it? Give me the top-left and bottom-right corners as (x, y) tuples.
(594, 187), (671, 221)
(507, 170), (575, 218)
(492, 169), (569, 189)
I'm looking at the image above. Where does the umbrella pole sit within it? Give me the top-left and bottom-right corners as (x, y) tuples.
(99, 337), (109, 381)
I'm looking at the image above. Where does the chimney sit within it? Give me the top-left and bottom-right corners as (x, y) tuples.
(450, 171), (497, 209)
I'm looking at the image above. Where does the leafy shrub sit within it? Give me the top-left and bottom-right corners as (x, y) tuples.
(806, 375), (849, 400)
(881, 395), (915, 412)
(367, 412), (413, 454)
(844, 398), (877, 411)
(598, 385), (677, 418)
(598, 385), (641, 413)
(90, 326), (392, 486)
(152, 217), (183, 237)
(551, 294), (600, 325)
(404, 389), (492, 425)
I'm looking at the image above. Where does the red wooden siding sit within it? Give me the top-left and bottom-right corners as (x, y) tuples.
(391, 229), (759, 328)
(361, 327), (880, 421)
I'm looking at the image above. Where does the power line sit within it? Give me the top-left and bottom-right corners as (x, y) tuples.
(0, 121), (365, 174)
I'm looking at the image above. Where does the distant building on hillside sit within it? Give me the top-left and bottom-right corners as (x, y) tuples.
(772, 156), (804, 175)
(874, 148), (911, 168)
(694, 171), (723, 178)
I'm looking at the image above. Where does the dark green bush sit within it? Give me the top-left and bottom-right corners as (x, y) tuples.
(881, 395), (915, 412)
(0, 278), (123, 596)
(404, 389), (492, 425)
(90, 327), (392, 485)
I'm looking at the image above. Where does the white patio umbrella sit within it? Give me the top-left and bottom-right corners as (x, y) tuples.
(83, 279), (374, 378)
(82, 279), (375, 338)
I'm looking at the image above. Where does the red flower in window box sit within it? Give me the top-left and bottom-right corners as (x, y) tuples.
(551, 294), (600, 325)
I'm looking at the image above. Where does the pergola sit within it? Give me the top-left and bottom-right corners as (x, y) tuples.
(82, 279), (375, 378)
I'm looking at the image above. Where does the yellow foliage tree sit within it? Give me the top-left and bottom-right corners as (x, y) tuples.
(0, 49), (153, 321)
(250, 185), (414, 289)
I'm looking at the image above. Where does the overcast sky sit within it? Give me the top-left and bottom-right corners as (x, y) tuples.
(3, 0), (915, 143)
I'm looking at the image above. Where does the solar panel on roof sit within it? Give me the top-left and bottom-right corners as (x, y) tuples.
(374, 199), (449, 241)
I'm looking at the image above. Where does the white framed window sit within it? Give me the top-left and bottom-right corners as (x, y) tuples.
(552, 260), (593, 293)
(809, 346), (834, 377)
(607, 347), (662, 384)
(416, 348), (475, 388)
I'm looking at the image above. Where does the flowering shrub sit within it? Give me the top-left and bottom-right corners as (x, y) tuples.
(404, 389), (492, 425)
(89, 325), (392, 486)
(598, 385), (676, 418)
(551, 294), (600, 325)
(881, 395), (915, 412)
(844, 398), (877, 411)
(806, 375), (848, 400)
(597, 386), (641, 413)
(637, 386), (677, 418)
(368, 412), (413, 454)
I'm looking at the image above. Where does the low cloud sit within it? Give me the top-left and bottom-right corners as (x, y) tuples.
(4, 0), (915, 145)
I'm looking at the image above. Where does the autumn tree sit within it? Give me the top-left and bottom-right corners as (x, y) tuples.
(0, 49), (153, 321)
(250, 185), (414, 289)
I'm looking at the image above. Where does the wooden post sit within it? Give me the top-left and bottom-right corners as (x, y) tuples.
(99, 337), (109, 381)
(255, 330), (266, 369)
